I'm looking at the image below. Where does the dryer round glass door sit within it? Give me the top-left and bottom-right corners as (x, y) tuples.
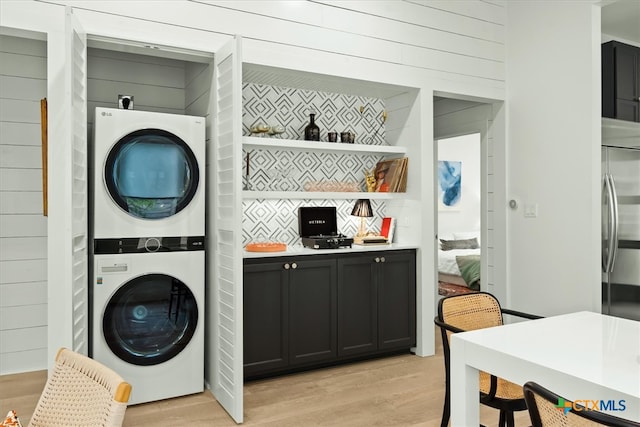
(104, 129), (199, 219)
(102, 273), (198, 366)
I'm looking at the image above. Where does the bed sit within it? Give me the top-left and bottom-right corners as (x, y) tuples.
(438, 233), (481, 296)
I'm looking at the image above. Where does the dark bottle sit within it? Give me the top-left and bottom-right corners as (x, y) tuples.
(304, 113), (320, 141)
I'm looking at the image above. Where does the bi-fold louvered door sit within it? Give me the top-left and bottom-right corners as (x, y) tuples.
(207, 36), (244, 423)
(66, 7), (89, 357)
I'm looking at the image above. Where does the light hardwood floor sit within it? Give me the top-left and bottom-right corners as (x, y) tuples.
(1, 339), (531, 426)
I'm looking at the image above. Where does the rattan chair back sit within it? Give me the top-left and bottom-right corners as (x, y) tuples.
(28, 348), (131, 427)
(523, 381), (640, 427)
(439, 291), (503, 332)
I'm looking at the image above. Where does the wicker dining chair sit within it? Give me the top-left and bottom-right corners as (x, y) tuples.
(434, 292), (542, 427)
(28, 348), (131, 427)
(523, 381), (640, 427)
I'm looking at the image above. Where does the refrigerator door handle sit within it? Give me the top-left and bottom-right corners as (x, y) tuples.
(608, 173), (620, 273)
(602, 173), (617, 273)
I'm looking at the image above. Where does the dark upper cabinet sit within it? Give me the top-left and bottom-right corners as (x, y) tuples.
(603, 41), (640, 122)
(288, 257), (337, 365)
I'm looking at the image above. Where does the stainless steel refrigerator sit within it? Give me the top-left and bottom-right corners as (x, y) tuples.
(602, 119), (640, 321)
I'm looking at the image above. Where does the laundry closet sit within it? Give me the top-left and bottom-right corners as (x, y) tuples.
(86, 42), (212, 405)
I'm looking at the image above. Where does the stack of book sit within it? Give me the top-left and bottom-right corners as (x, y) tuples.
(353, 217), (396, 245)
(380, 217), (396, 243)
(374, 157), (408, 192)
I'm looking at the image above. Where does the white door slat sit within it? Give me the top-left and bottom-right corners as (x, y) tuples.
(0, 281), (47, 307)
(0, 75), (47, 100)
(0, 52), (47, 80)
(0, 168), (42, 191)
(0, 348), (47, 376)
(0, 122), (41, 146)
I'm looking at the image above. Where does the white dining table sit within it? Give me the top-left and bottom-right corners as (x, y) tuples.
(450, 311), (640, 425)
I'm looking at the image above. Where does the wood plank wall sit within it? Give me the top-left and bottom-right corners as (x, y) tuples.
(0, 35), (48, 374)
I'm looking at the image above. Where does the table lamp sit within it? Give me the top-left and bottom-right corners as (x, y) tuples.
(351, 199), (373, 242)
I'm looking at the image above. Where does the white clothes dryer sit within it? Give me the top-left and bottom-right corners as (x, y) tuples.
(93, 108), (205, 239)
(92, 239), (204, 405)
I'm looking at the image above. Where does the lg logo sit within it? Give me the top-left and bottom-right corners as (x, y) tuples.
(101, 111), (112, 117)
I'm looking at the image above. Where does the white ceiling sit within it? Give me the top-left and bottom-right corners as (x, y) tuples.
(601, 0), (640, 43)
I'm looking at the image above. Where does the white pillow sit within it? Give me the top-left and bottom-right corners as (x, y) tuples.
(438, 233), (455, 242)
(453, 231), (480, 244)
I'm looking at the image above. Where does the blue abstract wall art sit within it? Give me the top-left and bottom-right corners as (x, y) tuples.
(438, 160), (462, 208)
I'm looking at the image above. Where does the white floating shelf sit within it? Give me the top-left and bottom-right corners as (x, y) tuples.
(242, 191), (401, 200)
(242, 136), (407, 155)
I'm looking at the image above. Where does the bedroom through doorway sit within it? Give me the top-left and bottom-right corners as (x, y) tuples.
(436, 133), (481, 298)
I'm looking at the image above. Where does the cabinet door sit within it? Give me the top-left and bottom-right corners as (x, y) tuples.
(337, 255), (377, 357)
(243, 261), (289, 376)
(615, 43), (639, 103)
(377, 251), (416, 350)
(615, 99), (640, 122)
(289, 258), (337, 365)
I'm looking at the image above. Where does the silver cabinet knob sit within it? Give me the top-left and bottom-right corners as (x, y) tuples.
(284, 263), (290, 270)
(375, 257), (380, 263)
(380, 257), (385, 263)
(291, 262), (297, 269)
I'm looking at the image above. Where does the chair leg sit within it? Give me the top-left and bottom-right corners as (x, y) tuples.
(498, 410), (506, 427)
(506, 411), (515, 427)
(441, 367), (450, 427)
(440, 396), (450, 427)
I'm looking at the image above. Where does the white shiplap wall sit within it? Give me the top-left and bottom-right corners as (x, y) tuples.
(0, 35), (48, 374)
(1, 0), (507, 374)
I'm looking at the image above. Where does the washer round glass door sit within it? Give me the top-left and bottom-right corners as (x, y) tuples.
(103, 273), (198, 366)
(104, 129), (199, 219)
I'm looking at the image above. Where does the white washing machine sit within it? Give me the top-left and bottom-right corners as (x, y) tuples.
(92, 240), (204, 405)
(93, 107), (205, 239)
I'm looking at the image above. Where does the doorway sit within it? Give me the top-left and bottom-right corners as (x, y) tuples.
(435, 133), (482, 297)
(432, 96), (504, 305)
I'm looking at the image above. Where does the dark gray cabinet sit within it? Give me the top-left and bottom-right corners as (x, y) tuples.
(337, 255), (378, 357)
(243, 255), (336, 378)
(288, 258), (337, 365)
(337, 250), (416, 357)
(603, 41), (640, 122)
(244, 249), (416, 379)
(377, 251), (416, 350)
(243, 261), (289, 377)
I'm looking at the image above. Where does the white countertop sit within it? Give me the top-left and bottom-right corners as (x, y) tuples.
(242, 243), (418, 259)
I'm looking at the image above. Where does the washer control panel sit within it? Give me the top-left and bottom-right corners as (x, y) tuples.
(94, 236), (205, 254)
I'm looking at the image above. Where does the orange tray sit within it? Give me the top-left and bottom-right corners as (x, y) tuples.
(245, 242), (287, 252)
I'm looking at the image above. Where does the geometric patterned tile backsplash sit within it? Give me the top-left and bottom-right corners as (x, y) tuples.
(242, 83), (388, 246)
(242, 199), (386, 247)
(243, 82), (386, 144)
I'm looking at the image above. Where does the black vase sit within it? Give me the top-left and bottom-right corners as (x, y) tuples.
(304, 113), (320, 141)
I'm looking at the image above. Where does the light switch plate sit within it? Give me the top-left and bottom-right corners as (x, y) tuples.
(524, 203), (538, 218)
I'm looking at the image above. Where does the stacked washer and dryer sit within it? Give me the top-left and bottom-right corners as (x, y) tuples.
(91, 107), (205, 405)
